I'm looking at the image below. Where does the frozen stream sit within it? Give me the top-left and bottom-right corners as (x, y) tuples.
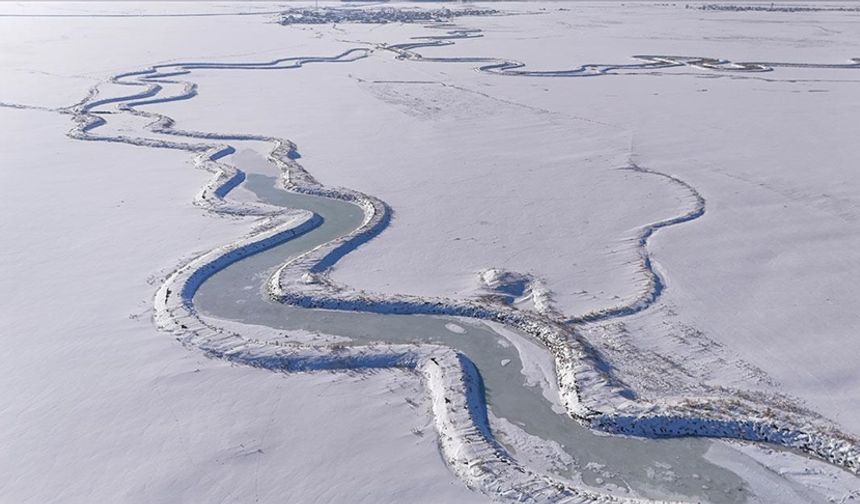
(194, 149), (754, 503)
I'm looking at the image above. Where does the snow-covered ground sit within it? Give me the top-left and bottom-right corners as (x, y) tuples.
(0, 105), (485, 504)
(2, 2), (860, 503)
(0, 6), (483, 504)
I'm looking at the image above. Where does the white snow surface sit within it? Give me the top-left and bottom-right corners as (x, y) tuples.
(151, 2), (860, 436)
(0, 7), (485, 504)
(3, 1), (860, 502)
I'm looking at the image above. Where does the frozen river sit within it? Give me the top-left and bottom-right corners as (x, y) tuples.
(195, 150), (749, 503)
(4, 3), (858, 501)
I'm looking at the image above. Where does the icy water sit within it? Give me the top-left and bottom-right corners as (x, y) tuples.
(195, 149), (751, 503)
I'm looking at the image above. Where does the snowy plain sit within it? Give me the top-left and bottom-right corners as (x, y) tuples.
(2, 1), (860, 503)
(0, 5), (483, 504)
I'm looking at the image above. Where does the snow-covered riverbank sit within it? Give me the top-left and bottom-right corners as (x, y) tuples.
(3, 2), (860, 503)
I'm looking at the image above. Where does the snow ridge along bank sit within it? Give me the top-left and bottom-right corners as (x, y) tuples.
(568, 164), (706, 324)
(55, 20), (859, 504)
